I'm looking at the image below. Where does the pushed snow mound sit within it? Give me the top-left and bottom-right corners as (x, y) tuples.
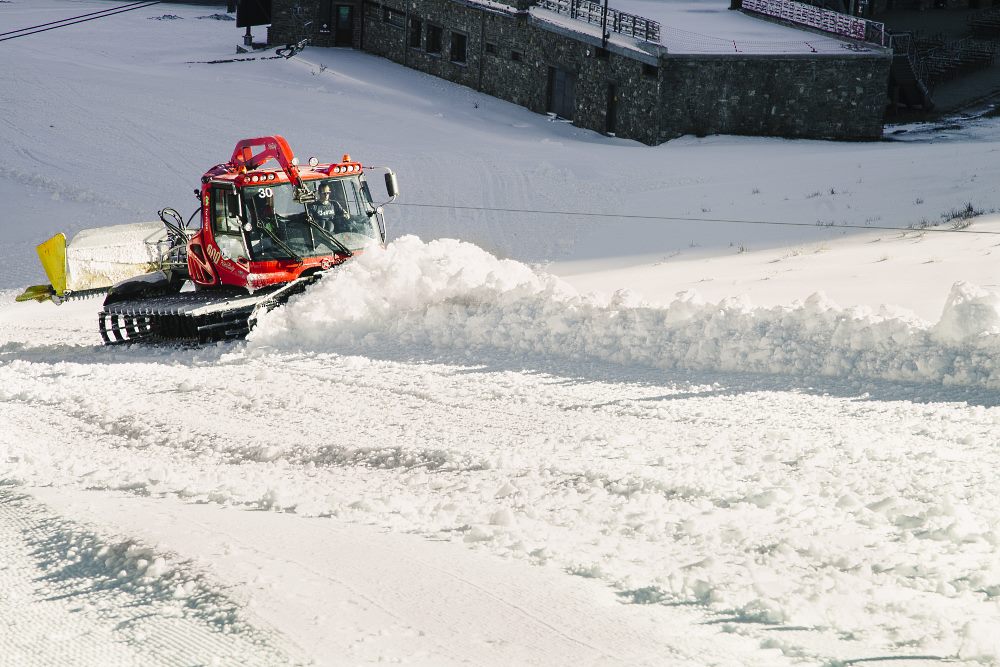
(250, 237), (1000, 388)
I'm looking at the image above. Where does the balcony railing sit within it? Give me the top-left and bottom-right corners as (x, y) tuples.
(742, 0), (887, 46)
(536, 0), (660, 44)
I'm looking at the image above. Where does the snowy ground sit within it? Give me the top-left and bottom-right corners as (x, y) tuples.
(4, 1), (1000, 666)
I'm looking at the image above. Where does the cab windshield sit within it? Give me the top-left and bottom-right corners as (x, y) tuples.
(241, 176), (379, 261)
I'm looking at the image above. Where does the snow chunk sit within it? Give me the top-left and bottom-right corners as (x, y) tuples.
(959, 620), (1000, 662)
(489, 508), (515, 526)
(932, 281), (1000, 344)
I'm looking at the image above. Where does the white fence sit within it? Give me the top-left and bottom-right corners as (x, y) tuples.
(742, 0), (886, 46)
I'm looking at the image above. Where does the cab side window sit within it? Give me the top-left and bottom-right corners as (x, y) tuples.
(211, 189), (246, 260)
(212, 190), (242, 234)
(344, 181), (365, 217)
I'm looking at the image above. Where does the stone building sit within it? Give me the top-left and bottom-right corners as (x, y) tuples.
(267, 0), (891, 144)
(270, 0), (366, 47)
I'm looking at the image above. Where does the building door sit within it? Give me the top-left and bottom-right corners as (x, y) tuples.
(605, 83), (618, 135)
(334, 5), (354, 46)
(547, 67), (576, 120)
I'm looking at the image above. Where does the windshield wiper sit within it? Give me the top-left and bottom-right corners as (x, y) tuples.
(301, 210), (354, 258)
(256, 219), (302, 263)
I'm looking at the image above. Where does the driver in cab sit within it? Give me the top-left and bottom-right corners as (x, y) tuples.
(311, 183), (351, 232)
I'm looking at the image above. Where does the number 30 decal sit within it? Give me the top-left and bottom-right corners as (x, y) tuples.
(257, 188), (273, 199)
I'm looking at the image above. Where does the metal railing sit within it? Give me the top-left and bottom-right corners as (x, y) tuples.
(919, 35), (997, 87)
(890, 31), (999, 90)
(742, 0), (887, 46)
(888, 32), (927, 84)
(536, 0), (660, 44)
(970, 7), (1000, 38)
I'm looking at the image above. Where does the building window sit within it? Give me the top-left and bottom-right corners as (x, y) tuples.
(409, 18), (422, 48)
(450, 32), (467, 64)
(383, 6), (404, 28)
(426, 24), (442, 54)
(511, 50), (522, 61)
(485, 42), (496, 55)
(642, 63), (658, 78)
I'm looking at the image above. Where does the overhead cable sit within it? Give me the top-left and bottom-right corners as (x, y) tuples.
(0, 1), (157, 37)
(391, 202), (1000, 235)
(0, 1), (162, 43)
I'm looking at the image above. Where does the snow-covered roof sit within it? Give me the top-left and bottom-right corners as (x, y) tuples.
(533, 0), (884, 55)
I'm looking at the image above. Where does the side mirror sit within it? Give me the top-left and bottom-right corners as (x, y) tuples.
(384, 171), (398, 199)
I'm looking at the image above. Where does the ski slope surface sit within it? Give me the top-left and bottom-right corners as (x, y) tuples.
(4, 1), (1000, 666)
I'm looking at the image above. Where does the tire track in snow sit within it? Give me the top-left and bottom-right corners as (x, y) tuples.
(4, 346), (999, 664)
(0, 484), (302, 667)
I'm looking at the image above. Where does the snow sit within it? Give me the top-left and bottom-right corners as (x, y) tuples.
(252, 236), (1000, 389)
(3, 1), (1000, 666)
(64, 222), (166, 292)
(535, 0), (878, 54)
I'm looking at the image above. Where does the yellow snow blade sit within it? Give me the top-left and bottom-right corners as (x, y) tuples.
(15, 234), (66, 304)
(36, 233), (68, 296)
(15, 284), (56, 303)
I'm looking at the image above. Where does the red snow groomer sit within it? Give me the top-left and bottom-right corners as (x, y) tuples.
(17, 135), (398, 343)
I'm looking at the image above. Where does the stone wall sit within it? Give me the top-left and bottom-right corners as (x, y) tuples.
(269, 0), (364, 48)
(362, 0), (661, 142)
(269, 0), (317, 43)
(658, 54), (889, 141)
(271, 0), (891, 143)
(362, 0), (486, 91)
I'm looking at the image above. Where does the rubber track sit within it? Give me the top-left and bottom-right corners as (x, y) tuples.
(98, 291), (270, 345)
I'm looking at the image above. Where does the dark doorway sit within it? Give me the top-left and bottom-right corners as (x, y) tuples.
(605, 83), (618, 134)
(335, 5), (354, 46)
(547, 67), (576, 120)
(237, 0), (271, 28)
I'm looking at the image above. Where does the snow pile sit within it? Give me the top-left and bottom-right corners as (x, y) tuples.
(65, 222), (166, 292)
(932, 281), (1000, 344)
(251, 236), (1000, 388)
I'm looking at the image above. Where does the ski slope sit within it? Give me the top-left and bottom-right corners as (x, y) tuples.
(3, 1), (1000, 665)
